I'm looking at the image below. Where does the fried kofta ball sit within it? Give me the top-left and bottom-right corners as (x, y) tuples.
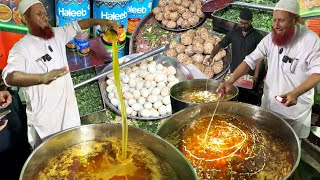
(181, 20), (190, 28)
(175, 43), (186, 53)
(182, 11), (192, 20)
(170, 12), (179, 21)
(166, 49), (178, 58)
(152, 7), (161, 15)
(191, 53), (204, 63)
(169, 41), (179, 49)
(184, 45), (194, 56)
(166, 21), (177, 29)
(213, 60), (224, 74)
(177, 17), (183, 27)
(203, 41), (213, 55)
(181, 33), (193, 46)
(192, 42), (204, 54)
(155, 13), (164, 21)
(177, 6), (186, 14)
(188, 16), (199, 26)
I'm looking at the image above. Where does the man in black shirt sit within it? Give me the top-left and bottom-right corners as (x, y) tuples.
(211, 8), (264, 105)
(211, 8), (263, 81)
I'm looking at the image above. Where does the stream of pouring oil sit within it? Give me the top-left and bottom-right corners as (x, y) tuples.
(105, 30), (128, 159)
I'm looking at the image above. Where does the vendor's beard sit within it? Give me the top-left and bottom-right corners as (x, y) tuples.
(272, 26), (295, 46)
(29, 22), (54, 40)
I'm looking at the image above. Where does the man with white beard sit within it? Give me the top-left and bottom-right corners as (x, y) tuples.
(2, 0), (119, 147)
(219, 0), (320, 139)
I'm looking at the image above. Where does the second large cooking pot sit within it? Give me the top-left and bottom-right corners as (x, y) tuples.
(156, 102), (301, 179)
(170, 79), (238, 113)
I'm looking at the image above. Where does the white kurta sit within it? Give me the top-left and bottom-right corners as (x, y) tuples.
(2, 22), (81, 140)
(244, 24), (320, 138)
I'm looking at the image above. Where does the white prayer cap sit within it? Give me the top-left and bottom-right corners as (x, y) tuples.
(274, 0), (300, 15)
(18, 0), (43, 15)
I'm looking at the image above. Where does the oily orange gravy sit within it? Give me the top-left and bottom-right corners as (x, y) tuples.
(178, 90), (233, 103)
(35, 137), (179, 180)
(167, 114), (294, 180)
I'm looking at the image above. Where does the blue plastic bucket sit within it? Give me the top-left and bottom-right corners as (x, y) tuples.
(93, 0), (128, 46)
(55, 0), (90, 50)
(126, 0), (152, 37)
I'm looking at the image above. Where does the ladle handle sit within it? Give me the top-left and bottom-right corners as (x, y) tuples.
(74, 45), (168, 89)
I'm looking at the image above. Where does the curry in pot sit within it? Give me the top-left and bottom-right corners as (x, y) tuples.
(35, 137), (179, 180)
(167, 114), (294, 180)
(178, 89), (233, 103)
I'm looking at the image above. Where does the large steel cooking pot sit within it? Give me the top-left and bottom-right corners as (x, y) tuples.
(170, 79), (238, 113)
(156, 102), (301, 179)
(20, 124), (197, 179)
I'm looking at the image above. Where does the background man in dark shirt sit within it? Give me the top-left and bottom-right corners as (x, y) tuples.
(211, 8), (264, 104)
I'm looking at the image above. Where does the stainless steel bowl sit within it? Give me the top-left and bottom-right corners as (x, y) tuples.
(170, 79), (238, 113)
(156, 102), (301, 179)
(99, 54), (194, 120)
(20, 123), (197, 180)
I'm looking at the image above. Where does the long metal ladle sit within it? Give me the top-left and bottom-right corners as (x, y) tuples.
(74, 45), (168, 89)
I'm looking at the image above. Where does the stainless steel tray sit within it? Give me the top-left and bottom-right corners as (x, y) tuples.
(99, 54), (194, 120)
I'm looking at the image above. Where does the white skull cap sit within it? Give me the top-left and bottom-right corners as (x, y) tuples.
(274, 0), (300, 15)
(18, 0), (43, 15)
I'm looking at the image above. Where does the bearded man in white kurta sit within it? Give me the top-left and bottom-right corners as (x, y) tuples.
(220, 0), (320, 138)
(2, 0), (119, 146)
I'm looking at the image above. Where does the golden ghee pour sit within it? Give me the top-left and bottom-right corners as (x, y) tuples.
(105, 29), (128, 159)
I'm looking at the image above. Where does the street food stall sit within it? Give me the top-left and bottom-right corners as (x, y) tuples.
(1, 0), (320, 179)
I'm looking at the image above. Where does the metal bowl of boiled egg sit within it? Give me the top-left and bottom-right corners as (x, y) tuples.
(100, 54), (194, 120)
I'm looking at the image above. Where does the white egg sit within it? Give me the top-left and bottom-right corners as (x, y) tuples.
(139, 63), (148, 70)
(140, 109), (151, 117)
(162, 96), (171, 105)
(167, 82), (177, 88)
(139, 69), (148, 78)
(144, 74), (154, 81)
(123, 92), (133, 100)
(157, 82), (166, 89)
(138, 97), (146, 105)
(131, 111), (138, 116)
(166, 104), (172, 114)
(160, 87), (170, 96)
(144, 102), (152, 109)
(107, 92), (115, 99)
(126, 106), (133, 115)
(150, 108), (160, 117)
(128, 98), (137, 106)
(144, 81), (152, 89)
(147, 64), (157, 74)
(131, 66), (139, 72)
(120, 70), (125, 76)
(123, 67), (132, 74)
(114, 92), (119, 99)
(129, 88), (135, 93)
(106, 79), (114, 85)
(140, 88), (149, 98)
(129, 79), (136, 88)
(154, 74), (166, 82)
(148, 87), (154, 93)
(132, 90), (141, 99)
(158, 105), (167, 115)
(156, 64), (164, 70)
(135, 82), (144, 90)
(150, 61), (156, 66)
(158, 95), (163, 101)
(122, 84), (130, 92)
(167, 75), (176, 82)
(162, 67), (168, 74)
(167, 66), (177, 75)
(106, 84), (115, 93)
(132, 103), (143, 112)
(152, 88), (161, 95)
(153, 101), (163, 110)
(151, 81), (157, 87)
(128, 72), (137, 79)
(147, 95), (158, 103)
(121, 75), (130, 84)
(110, 98), (119, 107)
(107, 73), (114, 79)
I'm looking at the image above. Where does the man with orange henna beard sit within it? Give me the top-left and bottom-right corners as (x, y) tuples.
(219, 0), (320, 139)
(2, 0), (119, 148)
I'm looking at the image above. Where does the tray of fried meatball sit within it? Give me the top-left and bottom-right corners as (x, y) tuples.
(152, 0), (206, 32)
(165, 27), (231, 79)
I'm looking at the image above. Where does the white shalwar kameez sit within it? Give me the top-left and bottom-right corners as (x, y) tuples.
(2, 22), (82, 145)
(244, 24), (320, 138)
